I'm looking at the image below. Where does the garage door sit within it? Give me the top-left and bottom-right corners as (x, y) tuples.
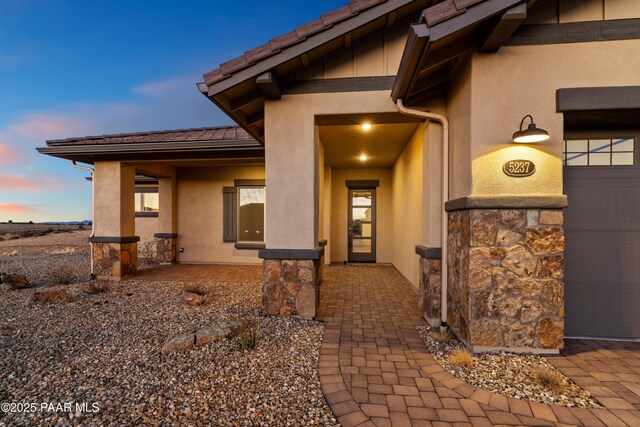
(563, 136), (640, 339)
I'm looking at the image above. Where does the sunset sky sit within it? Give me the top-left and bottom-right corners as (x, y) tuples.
(0, 0), (346, 222)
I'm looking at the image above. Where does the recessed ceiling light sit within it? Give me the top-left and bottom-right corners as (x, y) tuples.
(361, 123), (372, 131)
(359, 154), (368, 161)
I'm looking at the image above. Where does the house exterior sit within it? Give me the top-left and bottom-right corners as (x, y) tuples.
(38, 0), (640, 353)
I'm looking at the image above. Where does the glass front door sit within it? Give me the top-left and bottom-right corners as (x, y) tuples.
(348, 188), (376, 263)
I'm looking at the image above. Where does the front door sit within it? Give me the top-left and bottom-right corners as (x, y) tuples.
(348, 188), (376, 263)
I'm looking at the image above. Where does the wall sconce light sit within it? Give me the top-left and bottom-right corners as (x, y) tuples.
(361, 123), (372, 131)
(512, 115), (550, 143)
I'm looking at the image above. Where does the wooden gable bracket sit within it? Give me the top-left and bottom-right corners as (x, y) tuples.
(478, 3), (527, 53)
(256, 71), (281, 100)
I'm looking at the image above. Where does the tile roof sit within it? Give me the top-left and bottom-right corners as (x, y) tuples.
(202, 0), (489, 88)
(203, 0), (387, 86)
(46, 126), (254, 147)
(422, 0), (487, 26)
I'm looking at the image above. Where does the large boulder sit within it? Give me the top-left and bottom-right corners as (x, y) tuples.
(30, 288), (69, 304)
(1, 273), (31, 290)
(161, 321), (241, 354)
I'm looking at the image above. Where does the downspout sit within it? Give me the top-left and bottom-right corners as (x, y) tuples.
(71, 161), (95, 278)
(396, 99), (450, 331)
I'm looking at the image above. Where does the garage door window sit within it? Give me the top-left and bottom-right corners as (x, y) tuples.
(564, 138), (635, 166)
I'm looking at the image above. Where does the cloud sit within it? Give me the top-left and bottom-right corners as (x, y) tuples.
(0, 173), (63, 192)
(132, 76), (195, 99)
(0, 203), (35, 213)
(0, 142), (26, 166)
(6, 112), (87, 141)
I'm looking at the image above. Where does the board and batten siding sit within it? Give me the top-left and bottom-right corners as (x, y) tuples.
(527, 0), (640, 24)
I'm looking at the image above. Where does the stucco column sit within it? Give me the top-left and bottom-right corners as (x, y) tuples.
(155, 176), (177, 264)
(90, 161), (138, 278)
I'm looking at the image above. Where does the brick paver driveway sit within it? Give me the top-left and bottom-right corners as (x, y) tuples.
(317, 264), (640, 427)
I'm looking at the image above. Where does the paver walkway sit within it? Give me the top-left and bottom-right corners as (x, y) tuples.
(132, 263), (262, 282)
(317, 264), (640, 427)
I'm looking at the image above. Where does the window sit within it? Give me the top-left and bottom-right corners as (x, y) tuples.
(222, 179), (266, 246)
(237, 187), (265, 243)
(564, 138), (635, 166)
(135, 187), (159, 216)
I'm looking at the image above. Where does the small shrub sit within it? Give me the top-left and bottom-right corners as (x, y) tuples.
(430, 327), (454, 343)
(84, 280), (110, 294)
(530, 368), (566, 393)
(233, 319), (258, 350)
(448, 348), (474, 368)
(49, 265), (76, 285)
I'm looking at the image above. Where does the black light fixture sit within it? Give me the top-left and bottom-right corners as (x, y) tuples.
(512, 115), (550, 143)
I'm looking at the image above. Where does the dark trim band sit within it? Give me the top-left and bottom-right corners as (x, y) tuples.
(88, 236), (140, 244)
(415, 245), (442, 259)
(557, 86), (640, 112)
(259, 246), (325, 260)
(282, 76), (395, 95)
(235, 242), (266, 250)
(135, 212), (159, 218)
(346, 180), (380, 189)
(234, 179), (265, 186)
(445, 195), (568, 211)
(154, 233), (178, 238)
(506, 19), (640, 46)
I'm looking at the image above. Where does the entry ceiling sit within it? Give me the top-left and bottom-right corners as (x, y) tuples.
(320, 122), (420, 169)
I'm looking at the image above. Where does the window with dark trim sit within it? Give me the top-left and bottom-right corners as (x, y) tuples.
(135, 187), (159, 217)
(564, 138), (635, 166)
(223, 179), (265, 248)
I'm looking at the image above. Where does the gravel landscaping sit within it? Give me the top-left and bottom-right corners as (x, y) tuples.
(417, 325), (601, 408)
(0, 233), (336, 426)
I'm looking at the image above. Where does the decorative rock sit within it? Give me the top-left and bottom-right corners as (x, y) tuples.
(537, 318), (564, 349)
(525, 226), (564, 255)
(181, 292), (205, 306)
(539, 210), (563, 225)
(499, 210), (526, 233)
(30, 288), (69, 304)
(468, 247), (491, 289)
(538, 255), (564, 278)
(0, 273), (31, 289)
(195, 322), (239, 347)
(501, 245), (537, 276)
(527, 210), (539, 227)
(161, 333), (195, 355)
(469, 319), (503, 346)
(295, 284), (317, 319)
(521, 300), (545, 323)
(496, 229), (523, 247)
(471, 210), (498, 245)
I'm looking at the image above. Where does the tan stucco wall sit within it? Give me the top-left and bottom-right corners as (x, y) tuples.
(330, 168), (392, 264)
(176, 166), (264, 264)
(527, 0), (640, 24)
(392, 125), (424, 289)
(446, 56), (473, 200)
(264, 90), (399, 250)
(469, 39), (640, 197)
(93, 161), (135, 237)
(323, 165), (332, 264)
(135, 216), (158, 246)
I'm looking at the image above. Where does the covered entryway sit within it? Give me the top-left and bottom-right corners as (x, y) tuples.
(564, 134), (640, 339)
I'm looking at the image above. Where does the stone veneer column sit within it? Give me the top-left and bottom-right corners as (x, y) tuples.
(415, 246), (443, 327)
(89, 237), (140, 278)
(154, 233), (177, 264)
(447, 208), (565, 353)
(259, 244), (325, 319)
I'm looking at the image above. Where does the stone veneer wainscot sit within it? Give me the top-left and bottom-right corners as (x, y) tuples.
(447, 209), (565, 353)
